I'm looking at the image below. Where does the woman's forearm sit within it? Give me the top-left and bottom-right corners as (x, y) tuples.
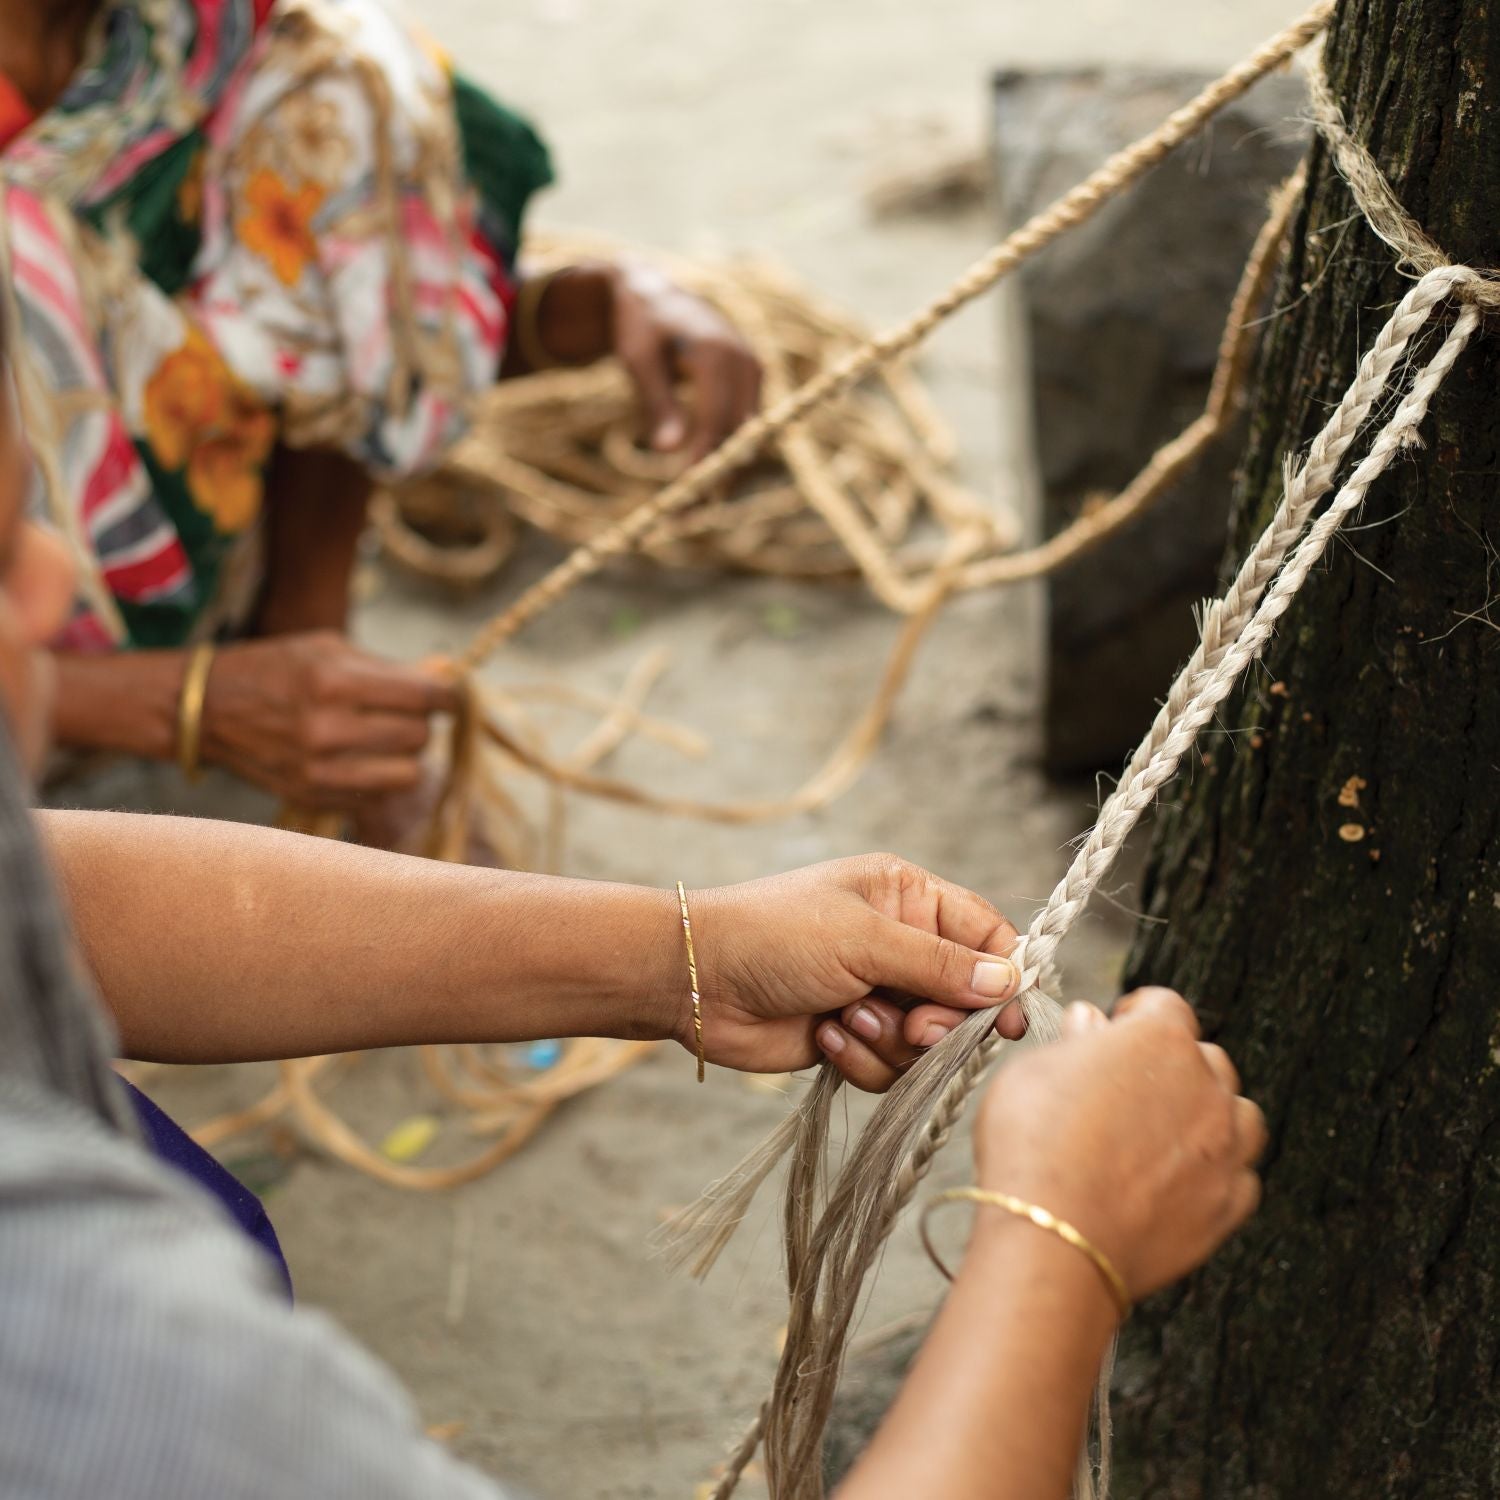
(51, 649), (187, 760)
(256, 445), (372, 635)
(500, 263), (615, 377)
(838, 1218), (1119, 1500)
(39, 810), (682, 1063)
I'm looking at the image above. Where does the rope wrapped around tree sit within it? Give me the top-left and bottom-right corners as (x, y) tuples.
(655, 12), (1500, 1497)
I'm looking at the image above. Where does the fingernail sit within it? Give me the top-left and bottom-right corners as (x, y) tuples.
(920, 1023), (951, 1047)
(818, 1023), (846, 1056)
(972, 959), (1018, 998)
(848, 1005), (882, 1042)
(653, 416), (686, 450)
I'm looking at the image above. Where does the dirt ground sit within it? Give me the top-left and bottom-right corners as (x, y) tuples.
(118, 3), (1301, 1496)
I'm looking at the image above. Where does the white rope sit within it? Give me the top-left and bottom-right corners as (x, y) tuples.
(725, 265), (1480, 1498)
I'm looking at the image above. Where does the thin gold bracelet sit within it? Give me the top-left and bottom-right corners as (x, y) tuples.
(675, 880), (705, 1082)
(921, 1185), (1132, 1320)
(512, 268), (562, 373)
(176, 643), (216, 783)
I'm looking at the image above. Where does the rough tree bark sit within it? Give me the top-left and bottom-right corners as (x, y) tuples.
(1120, 2), (1500, 1495)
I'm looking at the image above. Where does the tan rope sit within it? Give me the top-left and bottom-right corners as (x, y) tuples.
(1306, 62), (1500, 307)
(701, 44), (1500, 1499)
(248, 7), (1318, 1188)
(956, 163), (1305, 591)
(474, 553), (965, 827)
(377, 248), (1014, 601)
(448, 0), (1334, 672)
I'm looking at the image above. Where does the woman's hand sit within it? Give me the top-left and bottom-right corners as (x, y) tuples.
(683, 855), (1026, 1087)
(508, 261), (762, 463)
(974, 989), (1266, 1304)
(608, 261), (762, 461)
(202, 631), (456, 810)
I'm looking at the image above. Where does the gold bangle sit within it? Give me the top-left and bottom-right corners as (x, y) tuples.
(921, 1185), (1132, 1320)
(176, 643), (216, 783)
(675, 880), (705, 1082)
(512, 268), (562, 373)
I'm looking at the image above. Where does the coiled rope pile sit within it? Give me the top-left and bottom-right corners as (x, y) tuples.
(373, 237), (1021, 598)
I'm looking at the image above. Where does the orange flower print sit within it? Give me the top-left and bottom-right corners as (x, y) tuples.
(143, 330), (227, 470)
(186, 398), (277, 533)
(239, 167), (326, 288)
(143, 328), (277, 534)
(177, 148), (205, 224)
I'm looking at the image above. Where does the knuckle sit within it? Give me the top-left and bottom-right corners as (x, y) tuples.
(932, 936), (969, 990)
(875, 852), (912, 883)
(1201, 1097), (1237, 1160)
(307, 661), (344, 700)
(388, 759), (422, 792)
(1203, 1042), (1239, 1086)
(302, 711), (341, 754)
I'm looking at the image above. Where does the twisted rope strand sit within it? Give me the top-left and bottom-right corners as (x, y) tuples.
(662, 167), (1309, 1286)
(455, 0), (1335, 672)
(1306, 63), (1500, 306)
(738, 271), (1477, 1498)
(698, 24), (1500, 1500)
(689, 250), (1456, 1310)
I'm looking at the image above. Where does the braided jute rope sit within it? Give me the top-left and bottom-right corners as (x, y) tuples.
(692, 39), (1500, 1487)
(716, 269), (1480, 1500)
(453, 0), (1336, 674)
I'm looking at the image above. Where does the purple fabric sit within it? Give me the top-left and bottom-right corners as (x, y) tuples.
(123, 1079), (292, 1299)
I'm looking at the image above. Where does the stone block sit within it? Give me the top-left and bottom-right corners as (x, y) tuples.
(992, 69), (1307, 774)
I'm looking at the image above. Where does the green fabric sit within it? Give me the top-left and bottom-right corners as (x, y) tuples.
(452, 73), (555, 264)
(82, 134), (206, 297)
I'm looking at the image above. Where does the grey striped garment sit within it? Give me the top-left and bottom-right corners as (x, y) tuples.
(0, 730), (523, 1500)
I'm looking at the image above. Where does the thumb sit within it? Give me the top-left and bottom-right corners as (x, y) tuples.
(418, 653), (459, 685)
(860, 913), (1022, 1009)
(620, 336), (688, 451)
(1063, 1000), (1108, 1037)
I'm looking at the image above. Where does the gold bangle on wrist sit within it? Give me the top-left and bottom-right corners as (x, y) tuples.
(513, 268), (563, 373)
(176, 643), (216, 783)
(675, 880), (705, 1082)
(920, 1185), (1132, 1320)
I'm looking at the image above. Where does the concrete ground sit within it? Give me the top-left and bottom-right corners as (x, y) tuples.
(134, 3), (1302, 1496)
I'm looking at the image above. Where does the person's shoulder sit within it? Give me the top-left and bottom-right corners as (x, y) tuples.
(0, 1075), (519, 1500)
(206, 0), (464, 208)
(233, 0), (457, 132)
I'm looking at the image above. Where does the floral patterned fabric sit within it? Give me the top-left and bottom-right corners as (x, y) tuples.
(1, 0), (551, 649)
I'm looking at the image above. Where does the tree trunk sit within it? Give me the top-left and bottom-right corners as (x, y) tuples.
(1119, 3), (1500, 1495)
